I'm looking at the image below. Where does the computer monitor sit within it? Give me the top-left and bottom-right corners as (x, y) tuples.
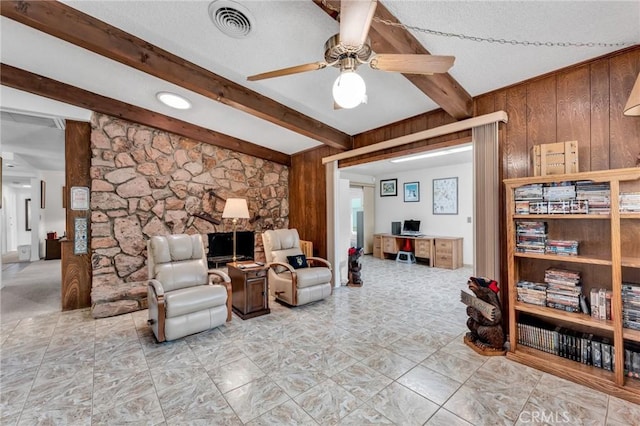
(391, 221), (401, 235)
(403, 220), (421, 233)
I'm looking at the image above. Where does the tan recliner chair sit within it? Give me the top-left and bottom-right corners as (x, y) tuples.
(147, 234), (232, 342)
(262, 229), (332, 306)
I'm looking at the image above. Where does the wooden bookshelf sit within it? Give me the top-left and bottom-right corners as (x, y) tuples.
(505, 167), (640, 404)
(506, 346), (640, 404)
(514, 252), (612, 266)
(514, 302), (615, 332)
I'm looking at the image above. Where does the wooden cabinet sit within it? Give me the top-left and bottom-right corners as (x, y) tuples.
(504, 168), (640, 404)
(227, 262), (270, 320)
(45, 238), (61, 260)
(373, 235), (383, 259)
(414, 239), (433, 260)
(434, 238), (463, 269)
(382, 236), (399, 254)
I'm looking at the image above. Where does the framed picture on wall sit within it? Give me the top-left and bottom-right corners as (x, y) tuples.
(380, 178), (397, 197)
(404, 182), (420, 202)
(433, 177), (458, 215)
(40, 180), (46, 209)
(25, 198), (32, 231)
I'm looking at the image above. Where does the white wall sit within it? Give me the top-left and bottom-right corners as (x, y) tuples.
(1, 185), (19, 253)
(337, 178), (351, 285)
(375, 161), (474, 265)
(40, 171), (66, 244)
(30, 177), (42, 261)
(41, 171), (66, 235)
(1, 186), (33, 252)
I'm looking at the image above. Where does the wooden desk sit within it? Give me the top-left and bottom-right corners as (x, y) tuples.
(373, 234), (463, 269)
(227, 261), (270, 320)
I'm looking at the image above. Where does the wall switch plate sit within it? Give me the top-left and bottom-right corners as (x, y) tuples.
(467, 217), (472, 223)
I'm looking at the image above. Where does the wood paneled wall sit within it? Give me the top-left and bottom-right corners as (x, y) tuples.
(289, 146), (342, 259)
(475, 46), (640, 176)
(476, 46), (640, 318)
(62, 121), (92, 310)
(343, 109), (471, 168)
(289, 46), (640, 280)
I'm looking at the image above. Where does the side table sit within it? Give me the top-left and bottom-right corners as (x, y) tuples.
(227, 261), (270, 320)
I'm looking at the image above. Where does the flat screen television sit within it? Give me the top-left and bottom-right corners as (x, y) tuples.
(207, 231), (255, 263)
(402, 220), (421, 233)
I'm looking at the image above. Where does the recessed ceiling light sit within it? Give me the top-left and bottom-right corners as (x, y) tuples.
(156, 92), (192, 110)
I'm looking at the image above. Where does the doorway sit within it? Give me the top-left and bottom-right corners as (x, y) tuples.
(1, 110), (67, 319)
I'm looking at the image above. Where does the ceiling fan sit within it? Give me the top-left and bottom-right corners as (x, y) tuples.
(247, 0), (455, 109)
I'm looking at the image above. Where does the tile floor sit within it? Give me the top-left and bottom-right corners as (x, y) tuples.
(2, 256), (639, 425)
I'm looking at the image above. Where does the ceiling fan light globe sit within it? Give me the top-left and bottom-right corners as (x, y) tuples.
(332, 71), (366, 109)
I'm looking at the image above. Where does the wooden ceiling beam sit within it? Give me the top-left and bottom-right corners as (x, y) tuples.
(313, 0), (473, 120)
(1, 64), (292, 166)
(0, 0), (352, 151)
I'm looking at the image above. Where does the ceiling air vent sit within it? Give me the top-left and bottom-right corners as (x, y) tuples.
(208, 0), (254, 39)
(1, 110), (65, 130)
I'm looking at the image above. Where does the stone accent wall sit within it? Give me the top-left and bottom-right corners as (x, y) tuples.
(90, 113), (289, 318)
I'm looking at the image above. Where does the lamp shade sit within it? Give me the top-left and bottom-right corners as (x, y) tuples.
(222, 198), (250, 219)
(624, 73), (640, 116)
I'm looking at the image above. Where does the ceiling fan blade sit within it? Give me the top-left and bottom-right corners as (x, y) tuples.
(247, 62), (328, 81)
(339, 0), (377, 48)
(370, 54), (455, 74)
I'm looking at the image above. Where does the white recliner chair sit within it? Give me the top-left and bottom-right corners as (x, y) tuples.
(147, 234), (232, 342)
(262, 229), (332, 306)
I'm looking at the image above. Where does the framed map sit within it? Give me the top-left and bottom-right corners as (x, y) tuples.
(433, 177), (458, 215)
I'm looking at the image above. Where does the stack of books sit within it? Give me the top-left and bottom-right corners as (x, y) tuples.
(620, 192), (640, 213)
(625, 343), (640, 379)
(516, 280), (547, 306)
(515, 221), (547, 253)
(515, 184), (544, 200)
(514, 184), (544, 214)
(590, 288), (613, 320)
(545, 239), (579, 256)
(543, 182), (576, 201)
(623, 283), (640, 331)
(545, 268), (581, 313)
(513, 181), (600, 215)
(517, 317), (619, 372)
(576, 181), (611, 214)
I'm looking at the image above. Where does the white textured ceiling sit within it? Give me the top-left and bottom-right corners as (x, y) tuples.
(1, 0), (638, 183)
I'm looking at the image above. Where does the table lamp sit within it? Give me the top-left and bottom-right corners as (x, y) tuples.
(222, 198), (250, 263)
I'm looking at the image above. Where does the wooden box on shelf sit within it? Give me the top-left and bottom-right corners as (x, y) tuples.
(504, 167), (640, 404)
(531, 140), (579, 176)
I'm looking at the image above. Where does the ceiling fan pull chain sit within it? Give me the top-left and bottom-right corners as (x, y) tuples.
(373, 17), (632, 49)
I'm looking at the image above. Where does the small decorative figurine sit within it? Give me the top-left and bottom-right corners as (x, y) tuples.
(347, 247), (363, 287)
